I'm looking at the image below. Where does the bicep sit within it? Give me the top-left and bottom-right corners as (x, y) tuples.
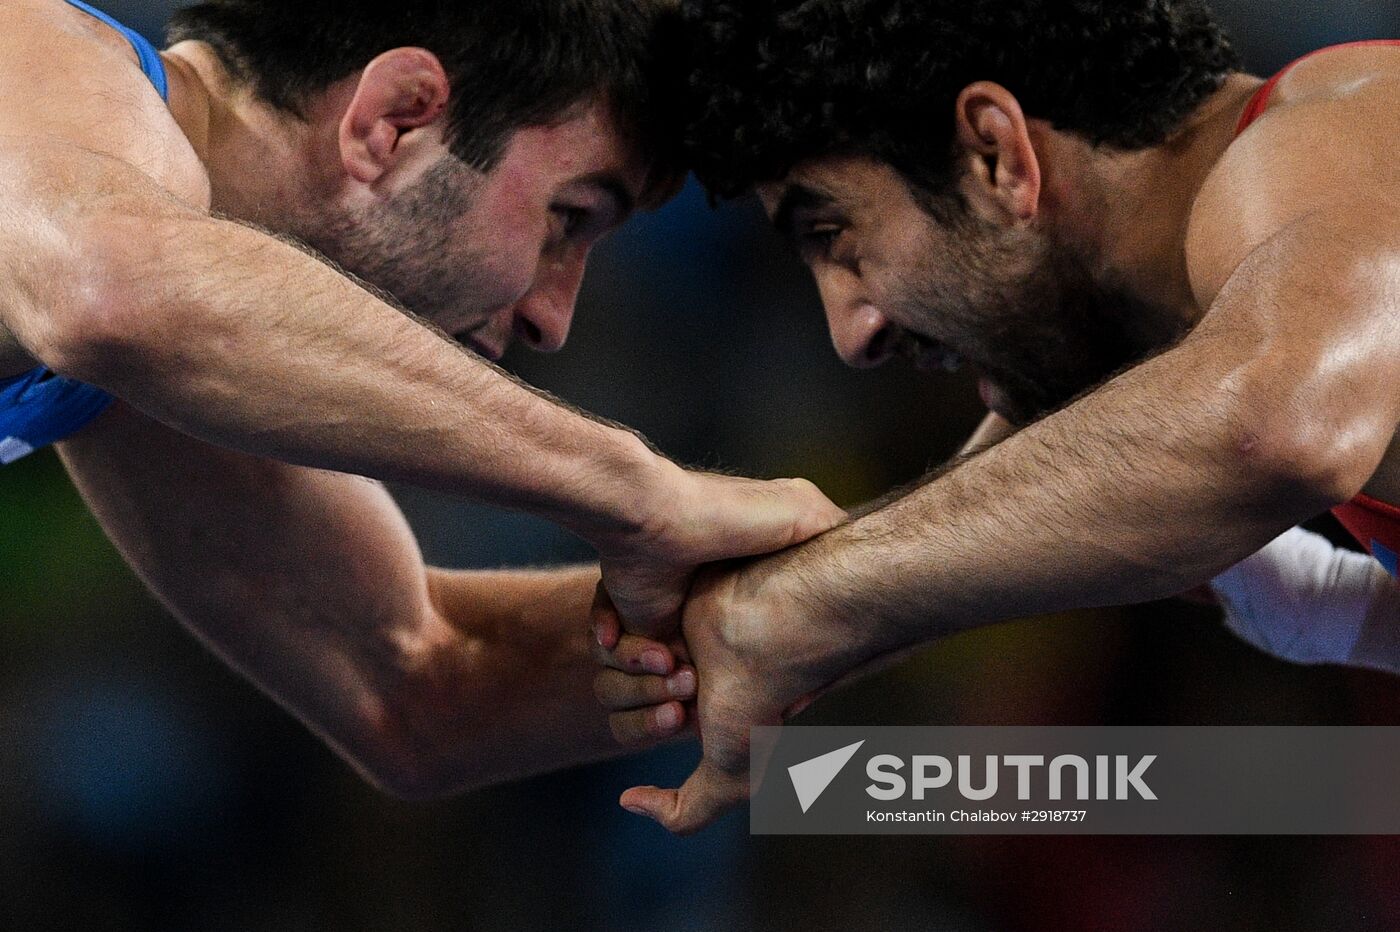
(1186, 105), (1400, 478)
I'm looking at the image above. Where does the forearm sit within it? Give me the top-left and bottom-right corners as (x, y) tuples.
(776, 329), (1377, 678)
(59, 408), (631, 798)
(250, 563), (653, 798)
(146, 563), (623, 800)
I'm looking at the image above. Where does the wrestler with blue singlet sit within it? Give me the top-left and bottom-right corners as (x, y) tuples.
(0, 0), (842, 795)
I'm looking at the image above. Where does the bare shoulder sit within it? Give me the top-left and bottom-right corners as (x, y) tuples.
(1184, 45), (1400, 307)
(0, 0), (208, 206)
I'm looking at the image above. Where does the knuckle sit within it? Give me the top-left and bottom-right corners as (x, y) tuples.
(785, 477), (821, 498)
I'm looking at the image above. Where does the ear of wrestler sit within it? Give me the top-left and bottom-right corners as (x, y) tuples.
(339, 48), (451, 185)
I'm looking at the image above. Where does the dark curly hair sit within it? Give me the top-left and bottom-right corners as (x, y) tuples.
(168, 0), (676, 181)
(670, 0), (1240, 201)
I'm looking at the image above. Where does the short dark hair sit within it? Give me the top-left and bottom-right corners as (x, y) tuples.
(168, 0), (676, 178)
(669, 0), (1240, 201)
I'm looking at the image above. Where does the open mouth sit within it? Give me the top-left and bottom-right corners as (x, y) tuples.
(903, 334), (964, 374)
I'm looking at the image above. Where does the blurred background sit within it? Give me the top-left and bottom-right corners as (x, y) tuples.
(4, 2), (1400, 929)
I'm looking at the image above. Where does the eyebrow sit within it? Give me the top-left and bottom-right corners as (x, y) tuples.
(573, 171), (637, 224)
(771, 184), (837, 241)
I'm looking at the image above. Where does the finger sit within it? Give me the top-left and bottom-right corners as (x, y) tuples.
(591, 633), (678, 676)
(619, 759), (749, 836)
(608, 701), (687, 746)
(590, 582), (622, 650)
(593, 666), (697, 711)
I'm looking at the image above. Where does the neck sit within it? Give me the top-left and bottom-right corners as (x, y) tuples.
(159, 41), (314, 230)
(1041, 73), (1266, 331)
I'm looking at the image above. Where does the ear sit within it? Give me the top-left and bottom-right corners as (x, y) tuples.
(339, 48), (451, 185)
(952, 81), (1042, 225)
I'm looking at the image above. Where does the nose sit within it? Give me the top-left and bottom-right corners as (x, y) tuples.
(817, 274), (895, 368)
(512, 252), (586, 353)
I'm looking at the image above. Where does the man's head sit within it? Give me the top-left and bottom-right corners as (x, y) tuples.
(670, 0), (1239, 422)
(169, 0), (680, 358)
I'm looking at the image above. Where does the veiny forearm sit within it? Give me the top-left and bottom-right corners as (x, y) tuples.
(786, 334), (1390, 676)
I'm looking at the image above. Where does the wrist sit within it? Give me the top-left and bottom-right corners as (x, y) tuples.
(730, 549), (908, 699)
(554, 429), (672, 552)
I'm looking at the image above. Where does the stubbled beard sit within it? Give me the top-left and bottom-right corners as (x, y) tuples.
(893, 214), (1184, 425)
(296, 157), (493, 322)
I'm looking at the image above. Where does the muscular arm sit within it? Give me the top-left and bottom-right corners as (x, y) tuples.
(768, 75), (1400, 678)
(776, 199), (1400, 679)
(0, 1), (654, 536)
(57, 403), (673, 798)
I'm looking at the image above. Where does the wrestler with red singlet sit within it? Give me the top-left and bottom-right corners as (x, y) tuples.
(592, 3), (1400, 834)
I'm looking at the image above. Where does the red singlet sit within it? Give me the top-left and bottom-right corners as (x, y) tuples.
(1234, 40), (1400, 576)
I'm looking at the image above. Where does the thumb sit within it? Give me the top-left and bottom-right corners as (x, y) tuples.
(619, 759), (748, 836)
